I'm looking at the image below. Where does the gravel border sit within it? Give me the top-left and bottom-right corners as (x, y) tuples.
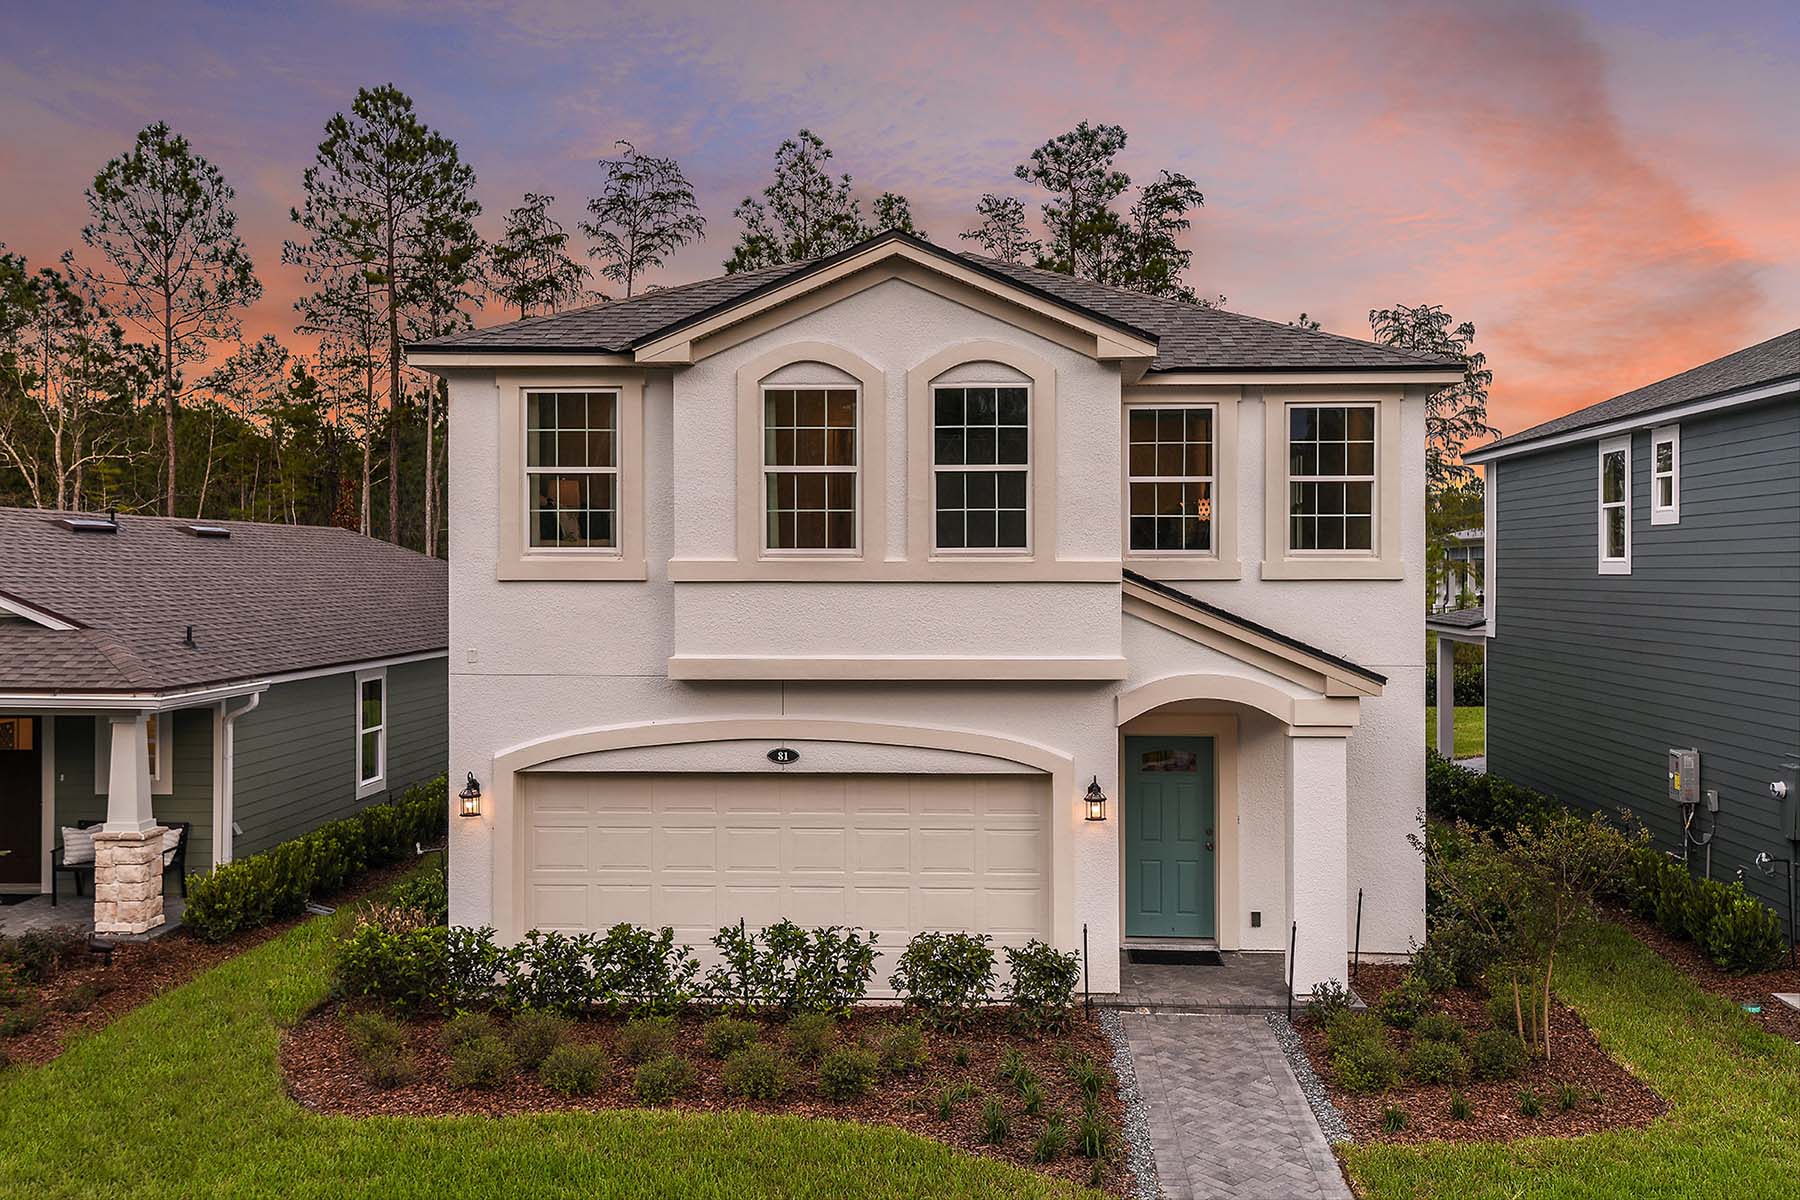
(1267, 1013), (1351, 1144)
(1097, 1009), (1161, 1200)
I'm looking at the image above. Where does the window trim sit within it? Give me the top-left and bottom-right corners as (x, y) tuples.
(355, 668), (387, 799)
(94, 712), (173, 797)
(523, 388), (622, 555)
(1123, 401), (1218, 558)
(1650, 423), (1679, 526)
(1598, 434), (1632, 574)
(1260, 389), (1406, 581)
(930, 379), (1034, 556)
(759, 381), (863, 558)
(496, 371), (646, 581)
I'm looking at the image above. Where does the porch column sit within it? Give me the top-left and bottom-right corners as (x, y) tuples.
(1286, 730), (1349, 996)
(93, 712), (165, 935)
(1435, 632), (1456, 760)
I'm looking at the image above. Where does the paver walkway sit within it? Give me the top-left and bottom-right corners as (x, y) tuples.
(1123, 1012), (1351, 1200)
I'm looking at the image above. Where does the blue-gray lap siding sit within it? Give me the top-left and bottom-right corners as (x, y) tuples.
(1486, 398), (1800, 911)
(230, 657), (447, 859)
(53, 708), (216, 869)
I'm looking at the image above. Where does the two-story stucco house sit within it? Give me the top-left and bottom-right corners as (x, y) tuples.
(408, 231), (1462, 993)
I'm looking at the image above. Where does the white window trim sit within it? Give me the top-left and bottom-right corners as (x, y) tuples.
(1260, 388), (1406, 581)
(759, 382), (863, 558)
(522, 387), (622, 556)
(930, 379), (1034, 556)
(1598, 434), (1631, 575)
(94, 712), (173, 797)
(355, 668), (387, 800)
(1650, 424), (1680, 526)
(1123, 401), (1219, 560)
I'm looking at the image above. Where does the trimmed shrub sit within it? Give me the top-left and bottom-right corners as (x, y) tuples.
(721, 1043), (788, 1100)
(55, 979), (113, 1014)
(1406, 1039), (1470, 1086)
(0, 930), (85, 985)
(499, 929), (597, 1014)
(1412, 1012), (1466, 1046)
(1702, 882), (1786, 974)
(336, 923), (449, 1015)
(615, 1015), (675, 1064)
(704, 920), (879, 1014)
(633, 1053), (695, 1104)
(1375, 974), (1433, 1029)
(890, 931), (995, 1031)
(1003, 939), (1080, 1033)
(0, 1004), (46, 1036)
(1332, 1033), (1401, 1094)
(1470, 1028), (1528, 1081)
(702, 1015), (760, 1059)
(978, 1096), (1010, 1144)
(818, 1046), (879, 1100)
(784, 1011), (838, 1061)
(507, 1009), (569, 1070)
(443, 1010), (497, 1049)
(588, 923), (701, 1015)
(540, 1041), (608, 1096)
(1323, 1010), (1385, 1055)
(448, 1035), (517, 1090)
(345, 1010), (415, 1088)
(878, 1023), (929, 1074)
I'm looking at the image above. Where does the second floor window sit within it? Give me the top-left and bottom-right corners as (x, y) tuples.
(934, 385), (1029, 551)
(1128, 406), (1214, 553)
(526, 391), (617, 549)
(1289, 404), (1375, 553)
(765, 387), (858, 551)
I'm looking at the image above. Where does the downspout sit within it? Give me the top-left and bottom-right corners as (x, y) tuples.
(216, 692), (262, 864)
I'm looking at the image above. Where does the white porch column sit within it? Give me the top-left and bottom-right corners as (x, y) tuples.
(1435, 632), (1456, 759)
(93, 712), (165, 935)
(1286, 730), (1349, 996)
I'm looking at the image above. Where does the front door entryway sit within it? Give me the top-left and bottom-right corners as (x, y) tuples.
(0, 717), (43, 889)
(1124, 735), (1215, 939)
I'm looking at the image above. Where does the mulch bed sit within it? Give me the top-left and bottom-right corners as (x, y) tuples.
(1608, 908), (1800, 1042)
(283, 1005), (1132, 1195)
(0, 856), (429, 1068)
(1299, 962), (1666, 1145)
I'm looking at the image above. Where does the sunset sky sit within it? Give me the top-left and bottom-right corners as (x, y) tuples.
(3, 0), (1796, 439)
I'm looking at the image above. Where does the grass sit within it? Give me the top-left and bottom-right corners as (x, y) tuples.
(1344, 921), (1800, 1199)
(1425, 705), (1485, 759)
(0, 865), (1094, 1200)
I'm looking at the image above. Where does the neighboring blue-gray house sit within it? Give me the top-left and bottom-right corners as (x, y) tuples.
(0, 508), (447, 932)
(1450, 329), (1800, 913)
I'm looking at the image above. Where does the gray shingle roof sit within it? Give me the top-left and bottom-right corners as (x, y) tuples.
(0, 508), (446, 695)
(410, 231), (1459, 374)
(1475, 328), (1800, 456)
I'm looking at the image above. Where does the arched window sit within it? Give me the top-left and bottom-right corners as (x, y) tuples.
(932, 381), (1030, 551)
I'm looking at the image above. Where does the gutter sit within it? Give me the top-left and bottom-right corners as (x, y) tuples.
(214, 692), (261, 864)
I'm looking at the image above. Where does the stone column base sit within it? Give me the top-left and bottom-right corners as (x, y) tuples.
(92, 826), (167, 936)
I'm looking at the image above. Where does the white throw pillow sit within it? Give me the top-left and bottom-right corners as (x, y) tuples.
(162, 825), (183, 867)
(60, 826), (95, 865)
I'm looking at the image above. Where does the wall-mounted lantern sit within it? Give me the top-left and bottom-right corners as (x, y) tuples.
(458, 772), (483, 818)
(1084, 776), (1108, 822)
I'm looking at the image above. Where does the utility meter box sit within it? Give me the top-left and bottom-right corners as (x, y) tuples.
(1668, 748), (1700, 808)
(1778, 760), (1800, 842)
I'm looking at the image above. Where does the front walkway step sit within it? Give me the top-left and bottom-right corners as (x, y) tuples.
(1122, 1012), (1351, 1200)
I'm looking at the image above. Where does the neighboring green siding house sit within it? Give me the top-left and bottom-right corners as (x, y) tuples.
(0, 509), (448, 916)
(1455, 329), (1800, 914)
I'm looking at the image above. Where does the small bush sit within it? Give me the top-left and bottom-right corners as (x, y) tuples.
(702, 1015), (760, 1059)
(1470, 1029), (1528, 1081)
(336, 923), (451, 1016)
(1406, 1039), (1470, 1086)
(345, 1010), (416, 1089)
(1375, 974), (1433, 1029)
(890, 931), (995, 1031)
(721, 1043), (788, 1100)
(633, 1053), (695, 1104)
(1309, 978), (1353, 1024)
(1518, 1088), (1543, 1117)
(1449, 1091), (1471, 1120)
(1702, 883), (1787, 974)
(589, 923), (701, 1015)
(539, 1041), (608, 1096)
(1333, 1033), (1401, 1094)
(54, 979), (111, 1014)
(507, 1009), (569, 1070)
(1003, 939), (1080, 1033)
(1558, 1083), (1581, 1112)
(1381, 1104), (1408, 1133)
(1323, 1010), (1385, 1054)
(1033, 1112), (1069, 1162)
(703, 920), (879, 1014)
(0, 930), (85, 985)
(616, 1015), (675, 1063)
(499, 929), (597, 1015)
(0, 1003), (46, 1036)
(818, 1046), (879, 1100)
(387, 868), (449, 925)
(784, 1011), (838, 1061)
(878, 1023), (929, 1073)
(978, 1096), (1010, 1144)
(1412, 1012), (1466, 1046)
(448, 1035), (517, 1090)
(1075, 1102), (1111, 1159)
(1069, 1054), (1106, 1104)
(443, 1010), (496, 1049)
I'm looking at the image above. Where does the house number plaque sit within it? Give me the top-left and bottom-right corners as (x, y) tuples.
(767, 747), (801, 765)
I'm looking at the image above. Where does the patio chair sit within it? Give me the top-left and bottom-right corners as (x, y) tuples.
(52, 819), (190, 906)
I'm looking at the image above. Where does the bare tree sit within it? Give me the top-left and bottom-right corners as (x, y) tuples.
(582, 141), (706, 298)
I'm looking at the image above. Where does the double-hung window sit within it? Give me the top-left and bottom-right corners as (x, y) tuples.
(764, 386), (858, 552)
(1288, 404), (1376, 553)
(526, 390), (618, 550)
(934, 384), (1030, 552)
(356, 669), (386, 797)
(1651, 425), (1679, 525)
(1598, 435), (1631, 573)
(1127, 406), (1214, 553)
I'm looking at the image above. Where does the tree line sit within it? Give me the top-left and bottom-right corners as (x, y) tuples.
(0, 92), (1493, 556)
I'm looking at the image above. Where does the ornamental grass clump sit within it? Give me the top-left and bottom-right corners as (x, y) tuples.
(978, 1097), (1010, 1144)
(1075, 1101), (1111, 1159)
(1033, 1112), (1069, 1163)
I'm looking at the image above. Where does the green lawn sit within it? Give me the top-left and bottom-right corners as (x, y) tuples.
(1344, 921), (1800, 1199)
(0, 871), (1094, 1200)
(1426, 705), (1485, 759)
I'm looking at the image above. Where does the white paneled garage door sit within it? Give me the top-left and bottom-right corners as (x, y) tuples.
(523, 772), (1051, 972)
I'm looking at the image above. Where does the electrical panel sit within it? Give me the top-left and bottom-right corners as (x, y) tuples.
(1668, 748), (1699, 807)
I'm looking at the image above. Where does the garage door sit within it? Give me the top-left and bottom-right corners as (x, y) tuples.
(523, 772), (1051, 976)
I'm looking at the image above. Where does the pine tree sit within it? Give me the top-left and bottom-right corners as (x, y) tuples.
(960, 194), (1039, 264)
(725, 129), (871, 272)
(581, 141), (705, 298)
(488, 194), (589, 319)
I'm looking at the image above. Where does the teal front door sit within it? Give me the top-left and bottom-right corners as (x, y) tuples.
(1124, 736), (1216, 939)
